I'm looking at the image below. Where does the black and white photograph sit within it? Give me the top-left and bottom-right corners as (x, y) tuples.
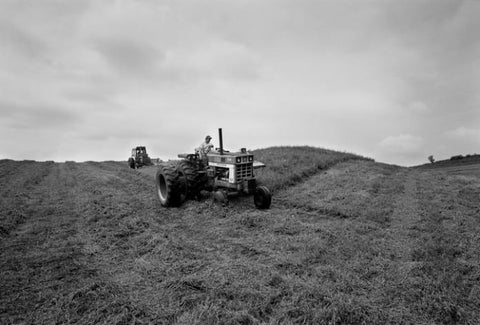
(1, 0), (479, 324)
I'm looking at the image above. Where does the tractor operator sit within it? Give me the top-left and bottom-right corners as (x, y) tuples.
(197, 135), (214, 161)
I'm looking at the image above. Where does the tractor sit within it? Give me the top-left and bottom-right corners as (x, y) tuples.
(155, 128), (272, 209)
(128, 146), (153, 169)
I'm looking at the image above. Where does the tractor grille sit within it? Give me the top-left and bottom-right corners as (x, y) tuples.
(236, 164), (253, 181)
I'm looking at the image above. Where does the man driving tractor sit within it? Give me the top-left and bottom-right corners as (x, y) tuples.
(197, 135), (214, 162)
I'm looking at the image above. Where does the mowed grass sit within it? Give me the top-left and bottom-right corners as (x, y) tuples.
(146, 160), (479, 324)
(1, 150), (480, 324)
(274, 161), (480, 324)
(104, 161), (479, 324)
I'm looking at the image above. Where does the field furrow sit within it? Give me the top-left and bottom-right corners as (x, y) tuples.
(0, 160), (55, 238)
(1, 162), (96, 323)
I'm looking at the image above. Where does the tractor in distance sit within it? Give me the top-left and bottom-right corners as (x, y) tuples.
(128, 146), (153, 169)
(155, 128), (272, 209)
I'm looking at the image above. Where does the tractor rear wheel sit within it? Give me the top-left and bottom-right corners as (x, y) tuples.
(155, 163), (183, 207)
(254, 186), (272, 209)
(176, 160), (203, 199)
(128, 158), (135, 169)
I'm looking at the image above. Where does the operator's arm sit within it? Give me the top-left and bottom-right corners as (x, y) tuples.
(205, 143), (214, 154)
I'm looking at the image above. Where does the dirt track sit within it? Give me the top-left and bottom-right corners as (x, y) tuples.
(1, 159), (479, 324)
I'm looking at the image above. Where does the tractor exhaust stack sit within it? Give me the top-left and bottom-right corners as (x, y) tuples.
(218, 128), (224, 155)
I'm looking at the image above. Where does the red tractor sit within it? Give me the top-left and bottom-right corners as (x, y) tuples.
(128, 146), (153, 169)
(155, 129), (272, 209)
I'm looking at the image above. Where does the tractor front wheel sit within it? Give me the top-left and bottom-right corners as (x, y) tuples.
(128, 158), (135, 169)
(254, 186), (272, 209)
(155, 163), (183, 207)
(213, 190), (229, 205)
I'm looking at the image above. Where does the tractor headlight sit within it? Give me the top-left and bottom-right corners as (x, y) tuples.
(248, 156), (253, 162)
(236, 157), (241, 163)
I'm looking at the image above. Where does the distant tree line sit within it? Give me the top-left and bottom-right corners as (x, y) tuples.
(450, 154), (479, 161)
(427, 154), (479, 164)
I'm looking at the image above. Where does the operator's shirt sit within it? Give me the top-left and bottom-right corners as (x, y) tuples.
(198, 141), (214, 159)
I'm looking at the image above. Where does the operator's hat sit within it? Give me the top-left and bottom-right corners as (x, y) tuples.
(205, 135), (212, 140)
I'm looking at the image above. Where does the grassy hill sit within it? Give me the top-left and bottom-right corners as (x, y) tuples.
(252, 146), (371, 192)
(1, 147), (479, 324)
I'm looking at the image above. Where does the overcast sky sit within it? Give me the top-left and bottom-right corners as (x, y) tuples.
(1, 0), (479, 166)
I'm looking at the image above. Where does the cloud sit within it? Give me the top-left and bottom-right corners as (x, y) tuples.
(0, 20), (47, 60)
(0, 0), (478, 166)
(0, 100), (80, 130)
(0, 0), (91, 61)
(375, 134), (427, 166)
(378, 134), (424, 154)
(406, 101), (432, 115)
(93, 37), (165, 77)
(378, 0), (480, 116)
(446, 127), (480, 141)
